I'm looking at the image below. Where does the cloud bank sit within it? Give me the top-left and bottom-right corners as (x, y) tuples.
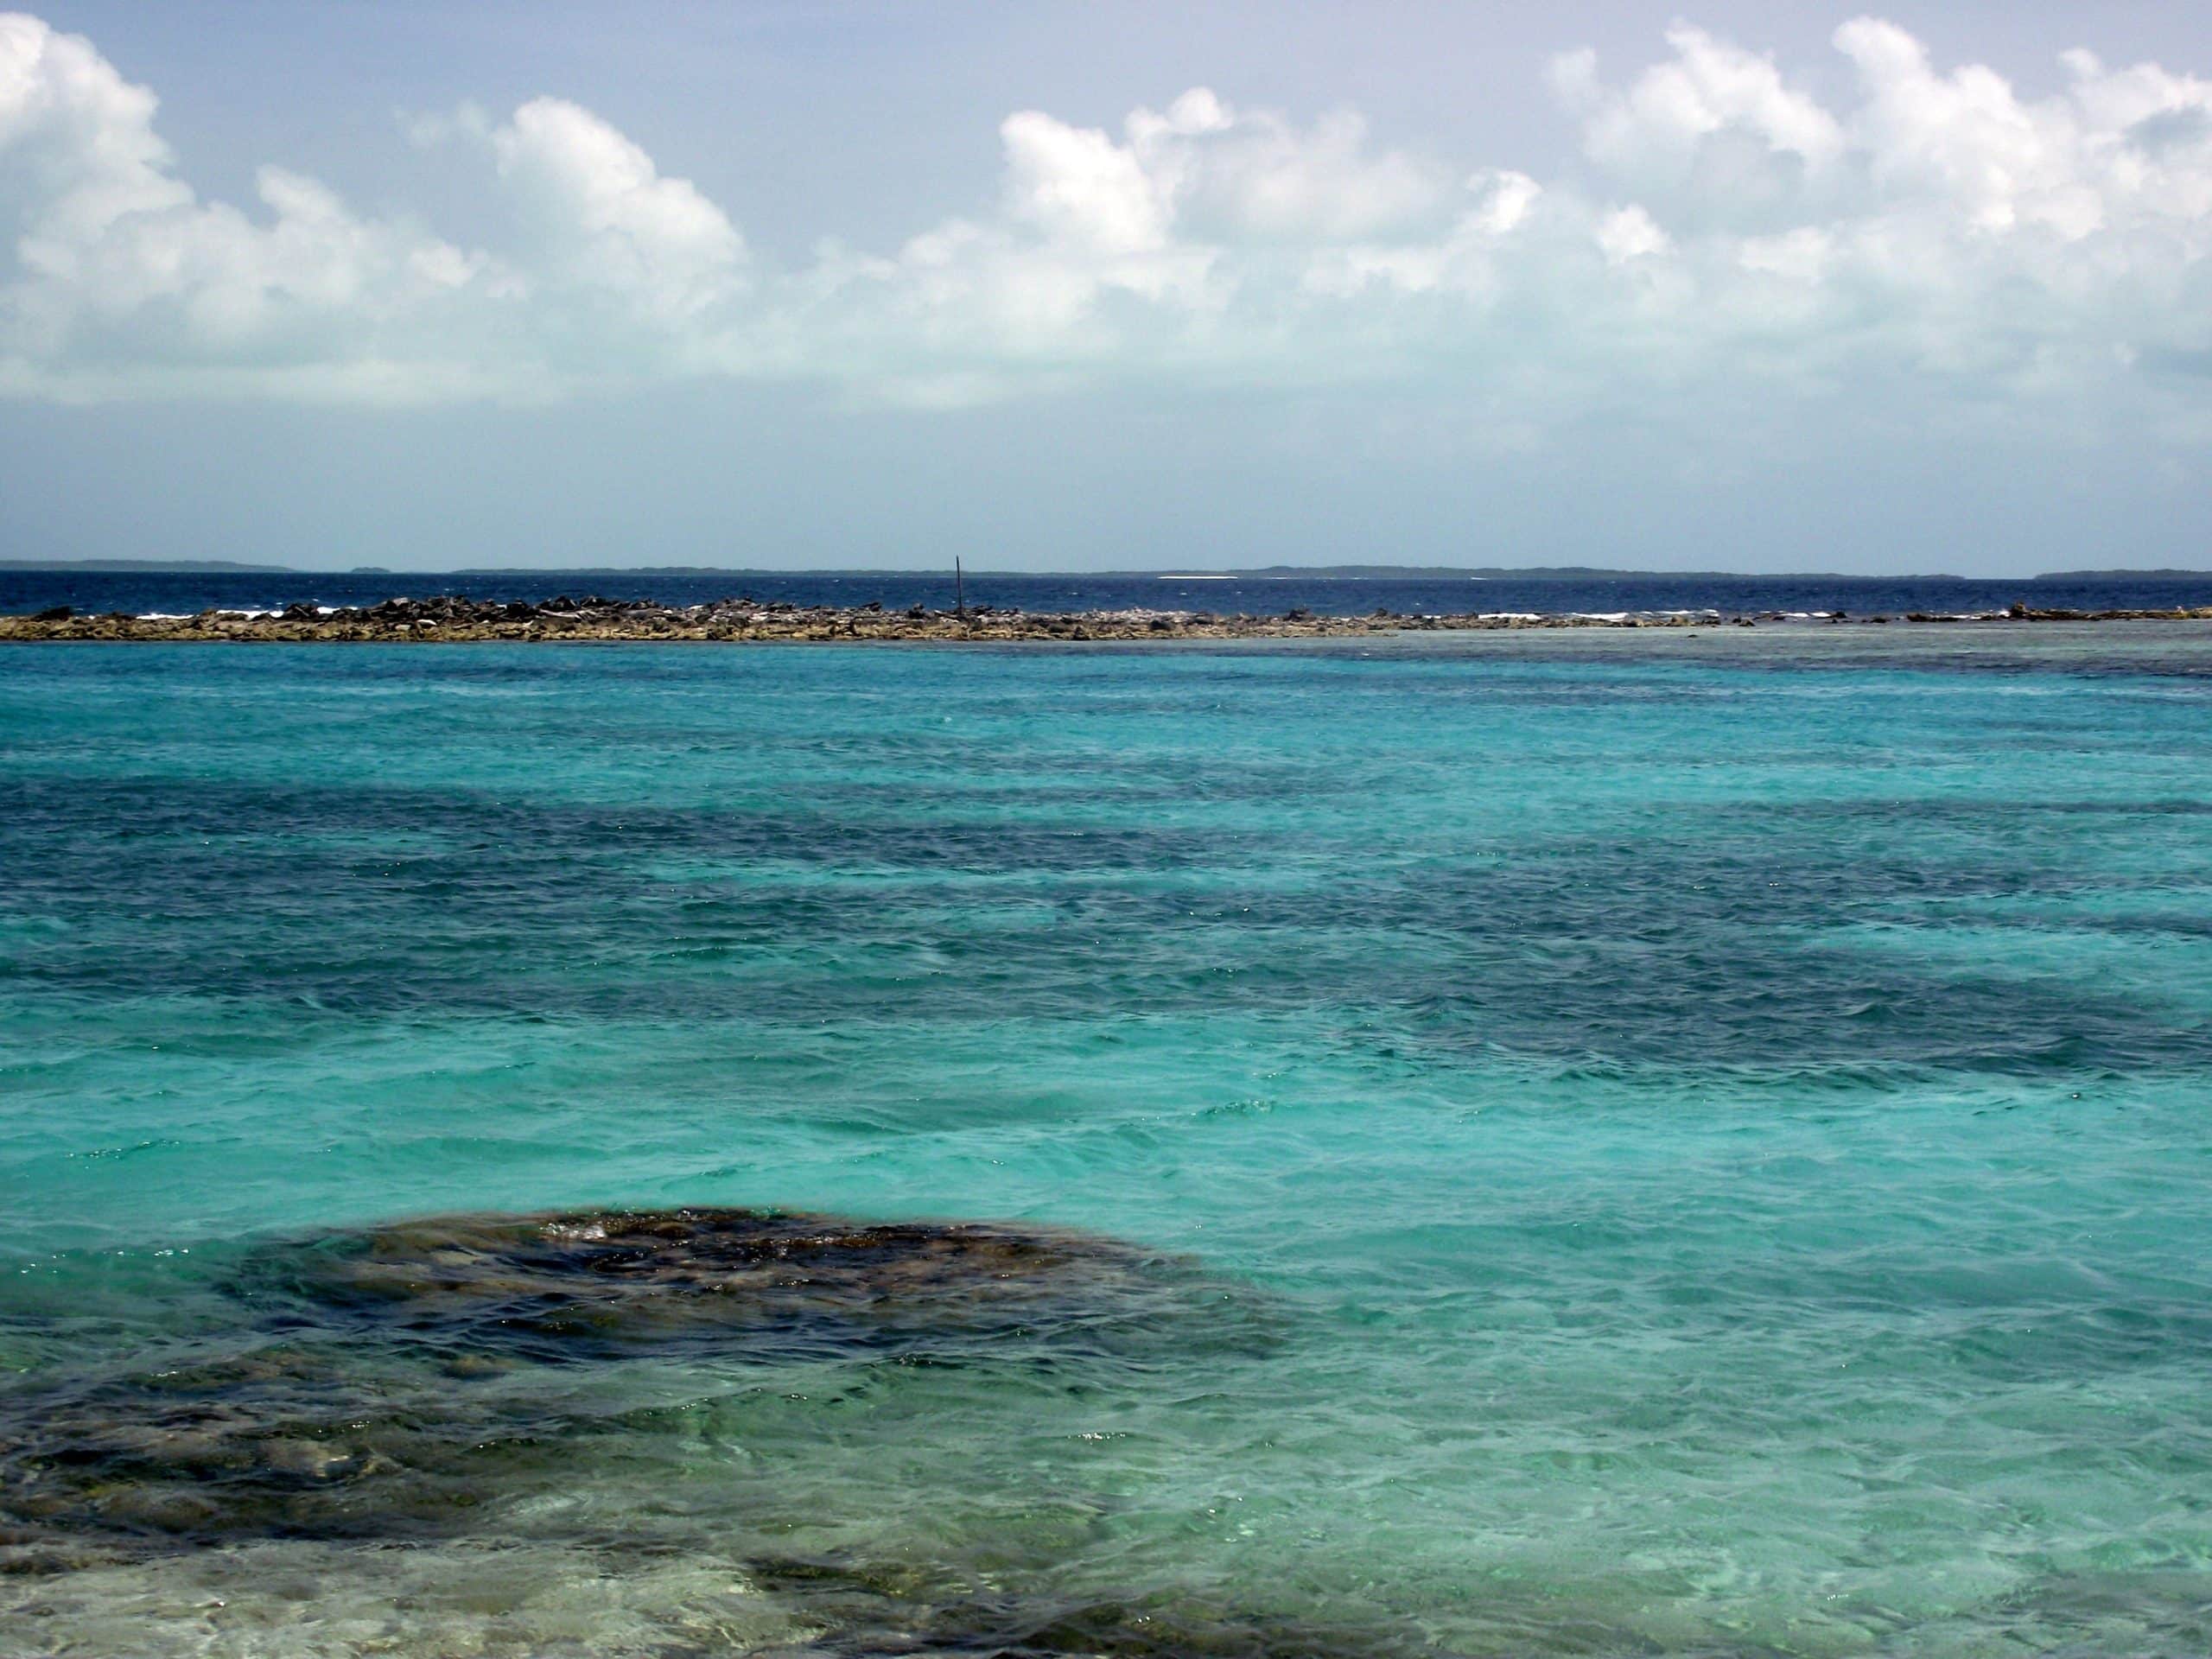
(3, 9), (2212, 444)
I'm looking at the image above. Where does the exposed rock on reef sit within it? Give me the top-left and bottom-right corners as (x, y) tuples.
(8, 592), (2209, 642)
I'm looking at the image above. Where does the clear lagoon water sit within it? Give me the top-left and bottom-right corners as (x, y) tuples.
(3, 626), (2211, 1656)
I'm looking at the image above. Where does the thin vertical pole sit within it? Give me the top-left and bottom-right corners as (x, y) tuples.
(956, 557), (966, 617)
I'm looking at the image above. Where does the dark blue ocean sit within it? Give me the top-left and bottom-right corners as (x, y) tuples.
(5, 566), (2212, 618)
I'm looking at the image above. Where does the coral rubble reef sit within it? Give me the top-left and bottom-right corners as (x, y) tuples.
(8, 594), (2211, 641)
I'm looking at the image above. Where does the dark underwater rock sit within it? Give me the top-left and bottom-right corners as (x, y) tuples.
(0, 1339), (494, 1552)
(1, 1209), (1262, 1563)
(748, 1560), (1440, 1659)
(238, 1207), (1198, 1363)
(0, 1213), (1386, 1659)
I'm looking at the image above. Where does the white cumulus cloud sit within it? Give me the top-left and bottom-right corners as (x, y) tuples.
(0, 12), (493, 399)
(1, 4), (2211, 451)
(490, 97), (747, 321)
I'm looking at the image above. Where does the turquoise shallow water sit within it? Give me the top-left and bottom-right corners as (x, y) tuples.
(3, 626), (2212, 1656)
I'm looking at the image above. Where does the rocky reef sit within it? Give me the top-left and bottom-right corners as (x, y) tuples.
(9, 592), (2210, 642)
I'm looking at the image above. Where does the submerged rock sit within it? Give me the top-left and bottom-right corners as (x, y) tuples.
(238, 1206), (1200, 1362)
(1, 1536), (1433, 1659)
(751, 1560), (1438, 1659)
(1, 1209), (1260, 1561)
(0, 1213), (1410, 1659)
(0, 1340), (481, 1553)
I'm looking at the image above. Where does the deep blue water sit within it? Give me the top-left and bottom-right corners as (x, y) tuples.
(6, 566), (2212, 619)
(3, 625), (2212, 1656)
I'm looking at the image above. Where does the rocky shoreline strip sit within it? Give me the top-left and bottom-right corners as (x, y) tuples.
(5, 593), (2212, 643)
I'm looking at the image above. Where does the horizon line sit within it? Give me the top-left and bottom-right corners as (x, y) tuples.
(10, 561), (2212, 582)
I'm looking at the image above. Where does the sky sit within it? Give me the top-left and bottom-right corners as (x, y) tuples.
(3, 3), (2210, 573)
